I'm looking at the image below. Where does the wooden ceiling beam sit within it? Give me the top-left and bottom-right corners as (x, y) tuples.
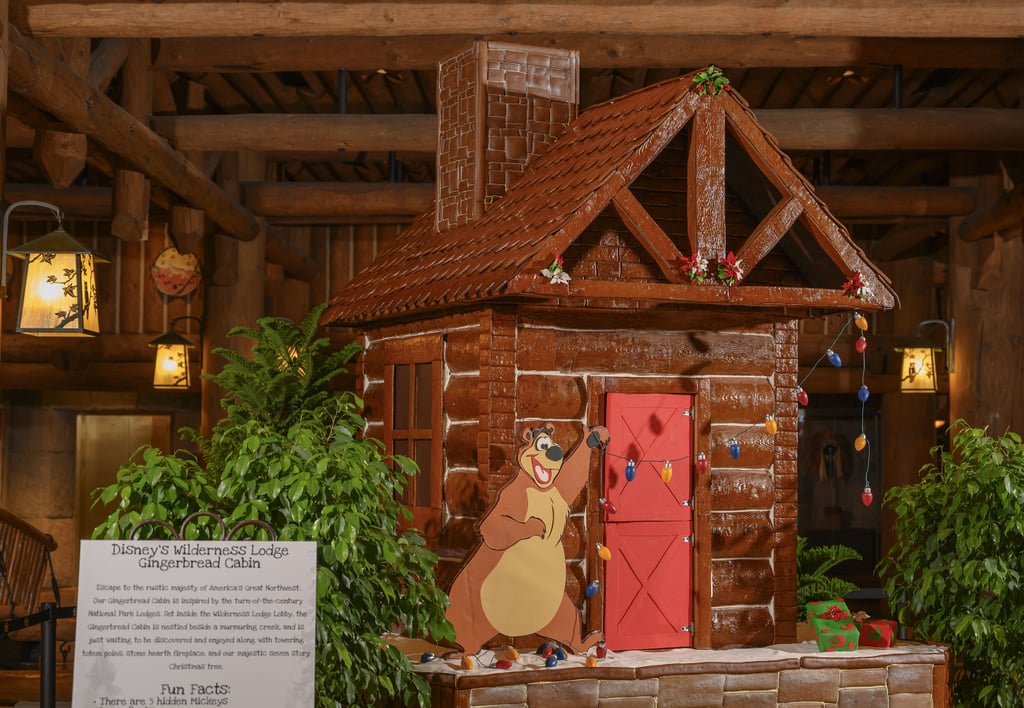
(6, 24), (316, 279)
(152, 35), (1024, 72)
(8, 181), (980, 224)
(13, 1), (1024, 39)
(152, 108), (1024, 154)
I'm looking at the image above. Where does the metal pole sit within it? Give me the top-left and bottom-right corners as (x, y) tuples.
(40, 601), (56, 708)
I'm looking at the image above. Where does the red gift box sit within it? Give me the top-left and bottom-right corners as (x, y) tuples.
(859, 619), (897, 648)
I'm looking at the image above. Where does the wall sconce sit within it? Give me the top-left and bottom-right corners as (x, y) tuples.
(898, 319), (954, 394)
(1, 200), (109, 336)
(149, 316), (201, 390)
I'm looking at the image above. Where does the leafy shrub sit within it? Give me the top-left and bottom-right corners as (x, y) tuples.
(879, 420), (1024, 705)
(796, 535), (861, 621)
(94, 305), (453, 707)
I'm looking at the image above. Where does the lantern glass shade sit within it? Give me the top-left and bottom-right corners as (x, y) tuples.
(149, 330), (195, 390)
(899, 346), (937, 393)
(9, 228), (106, 337)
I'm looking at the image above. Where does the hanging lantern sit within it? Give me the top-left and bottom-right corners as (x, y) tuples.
(854, 312), (868, 331)
(696, 452), (708, 474)
(624, 459), (636, 482)
(729, 439), (741, 460)
(854, 433), (867, 452)
(827, 349), (842, 367)
(599, 497), (618, 515)
(764, 415), (778, 435)
(855, 336), (868, 354)
(861, 486), (874, 507)
(660, 460), (673, 484)
(149, 329), (197, 390)
(586, 580), (600, 598)
(6, 224), (109, 336)
(795, 386), (809, 406)
(857, 385), (870, 403)
(596, 543), (612, 561)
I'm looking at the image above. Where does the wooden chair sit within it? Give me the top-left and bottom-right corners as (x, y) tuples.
(0, 508), (59, 639)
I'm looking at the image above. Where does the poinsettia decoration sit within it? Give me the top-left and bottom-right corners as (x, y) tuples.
(541, 253), (571, 285)
(678, 251), (709, 283)
(820, 604), (850, 621)
(693, 65), (731, 96)
(842, 271), (871, 299)
(717, 251), (743, 285)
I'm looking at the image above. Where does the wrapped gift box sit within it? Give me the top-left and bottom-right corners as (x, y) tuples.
(810, 615), (860, 651)
(859, 618), (898, 648)
(806, 599), (850, 625)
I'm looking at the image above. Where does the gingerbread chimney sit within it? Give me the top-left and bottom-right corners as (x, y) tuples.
(435, 41), (579, 232)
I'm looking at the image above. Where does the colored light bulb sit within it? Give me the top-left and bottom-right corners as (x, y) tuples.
(855, 335), (868, 353)
(827, 349), (842, 367)
(586, 580), (600, 598)
(861, 486), (874, 507)
(854, 433), (867, 452)
(696, 452), (708, 474)
(796, 386), (809, 406)
(461, 655), (475, 670)
(854, 312), (868, 331)
(729, 439), (740, 459)
(595, 643), (607, 659)
(625, 459), (636, 482)
(420, 652), (435, 663)
(585, 655), (599, 668)
(505, 647), (520, 661)
(858, 385), (870, 403)
(495, 659), (513, 670)
(554, 647), (567, 660)
(545, 655), (558, 668)
(661, 460), (673, 483)
(599, 497), (617, 515)
(597, 543), (612, 561)
(764, 415), (778, 435)
(536, 643), (550, 655)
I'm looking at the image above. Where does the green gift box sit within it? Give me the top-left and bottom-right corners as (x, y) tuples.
(810, 615), (860, 652)
(806, 599), (850, 626)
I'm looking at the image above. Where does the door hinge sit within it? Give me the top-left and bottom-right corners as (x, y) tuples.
(681, 408), (693, 417)
(680, 498), (693, 507)
(681, 535), (693, 543)
(680, 624), (693, 633)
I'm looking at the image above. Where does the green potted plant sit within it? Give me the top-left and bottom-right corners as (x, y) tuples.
(796, 535), (861, 623)
(93, 305), (453, 707)
(879, 420), (1024, 705)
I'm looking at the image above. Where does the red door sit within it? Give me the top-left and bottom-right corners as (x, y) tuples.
(602, 392), (693, 650)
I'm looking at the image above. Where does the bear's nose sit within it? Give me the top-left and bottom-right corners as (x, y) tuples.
(545, 445), (563, 461)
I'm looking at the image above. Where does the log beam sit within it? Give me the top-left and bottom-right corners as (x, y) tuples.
(152, 109), (1024, 155)
(13, 1), (1024, 39)
(815, 186), (976, 219)
(153, 35), (1024, 72)
(6, 25), (316, 278)
(957, 181), (1024, 241)
(243, 182), (434, 219)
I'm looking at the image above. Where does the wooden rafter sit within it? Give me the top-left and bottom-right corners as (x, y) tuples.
(734, 197), (804, 272)
(14, 1), (1024, 39)
(611, 185), (685, 284)
(687, 97), (725, 258)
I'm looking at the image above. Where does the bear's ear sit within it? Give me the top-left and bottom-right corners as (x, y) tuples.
(520, 427), (535, 444)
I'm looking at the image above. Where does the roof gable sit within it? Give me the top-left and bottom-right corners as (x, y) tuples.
(324, 68), (896, 326)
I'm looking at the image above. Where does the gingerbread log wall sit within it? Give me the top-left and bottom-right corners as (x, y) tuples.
(355, 308), (799, 649)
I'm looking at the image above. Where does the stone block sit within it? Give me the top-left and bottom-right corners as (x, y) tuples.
(723, 671), (779, 691)
(598, 678), (659, 698)
(887, 664), (933, 694)
(840, 667), (887, 688)
(597, 698), (657, 708)
(888, 694), (934, 708)
(777, 668), (840, 702)
(526, 679), (599, 707)
(838, 685), (890, 707)
(722, 691), (777, 707)
(658, 673), (725, 707)
(470, 683), (527, 705)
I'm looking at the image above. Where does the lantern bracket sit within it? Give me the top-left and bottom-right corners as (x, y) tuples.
(0, 200), (64, 300)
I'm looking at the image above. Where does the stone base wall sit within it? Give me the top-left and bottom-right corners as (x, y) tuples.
(421, 644), (950, 708)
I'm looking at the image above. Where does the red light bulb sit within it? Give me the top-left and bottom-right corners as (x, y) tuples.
(696, 452), (708, 474)
(796, 386), (809, 406)
(861, 486), (874, 507)
(855, 336), (868, 354)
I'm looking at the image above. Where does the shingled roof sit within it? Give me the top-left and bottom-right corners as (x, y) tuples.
(323, 69), (896, 327)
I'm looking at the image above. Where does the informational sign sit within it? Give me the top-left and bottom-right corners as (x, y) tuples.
(73, 540), (316, 707)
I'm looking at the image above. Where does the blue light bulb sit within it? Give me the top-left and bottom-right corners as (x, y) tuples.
(586, 580), (600, 598)
(625, 459), (636, 482)
(858, 385), (870, 403)
(729, 440), (740, 459)
(827, 349), (842, 367)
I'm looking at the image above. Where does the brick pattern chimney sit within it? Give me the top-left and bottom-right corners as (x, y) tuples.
(435, 41), (579, 232)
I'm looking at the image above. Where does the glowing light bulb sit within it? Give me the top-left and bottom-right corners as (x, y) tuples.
(586, 580), (600, 598)
(827, 349), (842, 367)
(858, 385), (870, 403)
(625, 459), (636, 482)
(597, 543), (612, 561)
(696, 452), (708, 474)
(161, 354), (179, 373)
(764, 415), (778, 435)
(855, 434), (867, 452)
(855, 336), (868, 354)
(796, 387), (809, 406)
(729, 439), (740, 459)
(854, 312), (868, 331)
(861, 486), (874, 507)
(661, 460), (673, 483)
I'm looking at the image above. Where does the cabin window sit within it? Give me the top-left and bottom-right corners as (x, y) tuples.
(384, 351), (442, 538)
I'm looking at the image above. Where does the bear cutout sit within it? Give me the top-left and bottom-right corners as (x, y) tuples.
(445, 422), (610, 656)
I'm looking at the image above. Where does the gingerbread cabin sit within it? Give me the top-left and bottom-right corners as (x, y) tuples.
(323, 41), (897, 652)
